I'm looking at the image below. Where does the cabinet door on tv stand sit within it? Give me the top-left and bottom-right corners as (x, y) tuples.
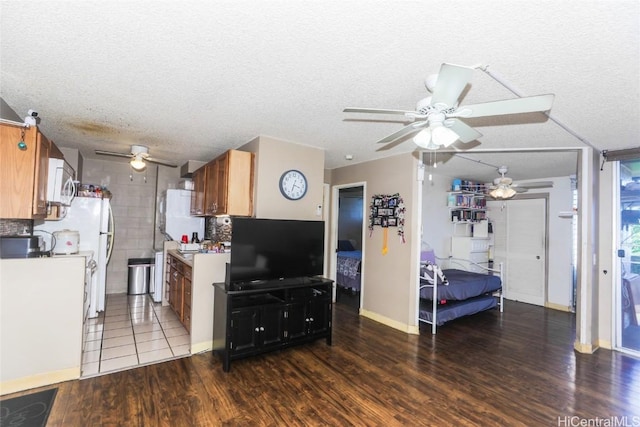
(285, 300), (309, 341)
(261, 304), (287, 347)
(230, 308), (261, 355)
(308, 295), (331, 337)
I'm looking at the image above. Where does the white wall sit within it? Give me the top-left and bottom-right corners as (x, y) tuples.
(240, 136), (325, 220)
(421, 173), (456, 257)
(1, 257), (85, 394)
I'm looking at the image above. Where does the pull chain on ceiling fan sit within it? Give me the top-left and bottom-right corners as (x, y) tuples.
(344, 62), (555, 151)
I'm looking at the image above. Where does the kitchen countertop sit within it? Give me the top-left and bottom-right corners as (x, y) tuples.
(167, 248), (228, 266)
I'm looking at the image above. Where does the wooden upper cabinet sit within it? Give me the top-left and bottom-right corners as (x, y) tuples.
(0, 124), (50, 219)
(190, 166), (206, 215)
(203, 159), (218, 215)
(196, 149), (254, 217)
(34, 131), (50, 216)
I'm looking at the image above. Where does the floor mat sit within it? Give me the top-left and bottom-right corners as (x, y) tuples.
(0, 388), (57, 427)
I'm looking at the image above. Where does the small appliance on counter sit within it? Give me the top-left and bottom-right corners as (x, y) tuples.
(0, 235), (47, 259)
(52, 229), (80, 254)
(179, 242), (200, 252)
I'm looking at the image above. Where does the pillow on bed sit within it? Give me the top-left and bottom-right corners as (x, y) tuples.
(338, 240), (356, 251)
(420, 261), (449, 285)
(421, 249), (436, 264)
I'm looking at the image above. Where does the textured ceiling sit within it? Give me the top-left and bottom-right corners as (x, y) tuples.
(1, 1), (638, 182)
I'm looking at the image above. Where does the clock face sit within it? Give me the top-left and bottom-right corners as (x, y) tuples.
(279, 169), (307, 200)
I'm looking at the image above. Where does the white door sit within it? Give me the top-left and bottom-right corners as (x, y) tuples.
(488, 198), (547, 306)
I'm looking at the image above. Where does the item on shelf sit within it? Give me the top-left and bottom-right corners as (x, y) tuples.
(76, 184), (111, 199)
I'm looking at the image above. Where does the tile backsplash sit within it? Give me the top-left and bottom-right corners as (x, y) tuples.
(0, 219), (32, 236)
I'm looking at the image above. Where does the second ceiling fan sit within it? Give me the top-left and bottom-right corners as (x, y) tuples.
(344, 63), (555, 150)
(488, 165), (553, 199)
(95, 145), (177, 171)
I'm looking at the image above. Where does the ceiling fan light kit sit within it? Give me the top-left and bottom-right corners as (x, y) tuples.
(489, 185), (517, 199)
(344, 62), (555, 152)
(413, 121), (459, 149)
(130, 156), (147, 171)
(488, 166), (518, 199)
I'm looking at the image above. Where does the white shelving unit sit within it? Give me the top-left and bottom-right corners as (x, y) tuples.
(447, 185), (492, 272)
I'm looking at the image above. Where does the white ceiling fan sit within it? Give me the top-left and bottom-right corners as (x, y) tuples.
(488, 166), (553, 199)
(95, 145), (178, 170)
(344, 63), (555, 150)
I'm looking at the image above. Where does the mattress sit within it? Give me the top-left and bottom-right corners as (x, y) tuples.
(420, 269), (502, 301)
(419, 295), (498, 326)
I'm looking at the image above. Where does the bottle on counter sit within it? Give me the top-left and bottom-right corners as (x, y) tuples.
(191, 232), (200, 244)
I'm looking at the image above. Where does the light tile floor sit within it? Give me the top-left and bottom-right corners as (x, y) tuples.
(81, 294), (190, 377)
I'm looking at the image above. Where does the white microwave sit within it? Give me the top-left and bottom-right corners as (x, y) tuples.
(47, 158), (76, 206)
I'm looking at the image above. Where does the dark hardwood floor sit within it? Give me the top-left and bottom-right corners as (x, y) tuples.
(6, 300), (640, 426)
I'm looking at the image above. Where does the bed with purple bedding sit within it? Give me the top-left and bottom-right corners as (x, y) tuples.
(336, 240), (362, 292)
(419, 254), (503, 334)
(336, 249), (362, 292)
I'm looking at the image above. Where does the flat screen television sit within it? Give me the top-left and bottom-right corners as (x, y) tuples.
(226, 218), (325, 289)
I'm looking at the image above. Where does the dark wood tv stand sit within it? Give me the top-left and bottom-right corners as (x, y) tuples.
(212, 278), (333, 372)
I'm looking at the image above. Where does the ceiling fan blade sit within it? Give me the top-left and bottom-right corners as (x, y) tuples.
(516, 181), (554, 189)
(430, 63), (474, 107)
(95, 150), (132, 158)
(344, 107), (417, 115)
(375, 122), (426, 144)
(446, 119), (483, 143)
(146, 157), (178, 168)
(454, 94), (555, 118)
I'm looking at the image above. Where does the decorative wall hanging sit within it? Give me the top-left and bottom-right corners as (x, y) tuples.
(369, 193), (405, 254)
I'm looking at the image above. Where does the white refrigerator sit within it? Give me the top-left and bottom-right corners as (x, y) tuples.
(159, 189), (204, 242)
(153, 189), (203, 303)
(35, 197), (114, 318)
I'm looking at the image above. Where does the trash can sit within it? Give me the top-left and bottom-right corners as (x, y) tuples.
(128, 258), (154, 295)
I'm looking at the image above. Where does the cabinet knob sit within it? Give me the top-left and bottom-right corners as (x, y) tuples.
(309, 318), (314, 322)
(260, 326), (265, 331)
(255, 327), (260, 332)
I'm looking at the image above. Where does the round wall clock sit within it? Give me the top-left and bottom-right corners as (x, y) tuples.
(279, 169), (308, 200)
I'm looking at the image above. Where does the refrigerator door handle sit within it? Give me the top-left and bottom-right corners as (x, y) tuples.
(105, 203), (115, 264)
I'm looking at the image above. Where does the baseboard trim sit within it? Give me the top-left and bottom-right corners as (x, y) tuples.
(0, 367), (80, 396)
(191, 341), (213, 354)
(544, 302), (573, 312)
(359, 308), (420, 335)
(574, 341), (599, 354)
(597, 339), (612, 350)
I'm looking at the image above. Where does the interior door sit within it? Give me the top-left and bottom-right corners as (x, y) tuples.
(489, 198), (547, 306)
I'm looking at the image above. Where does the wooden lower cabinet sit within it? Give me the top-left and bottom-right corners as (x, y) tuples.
(166, 253), (192, 332)
(213, 279), (333, 372)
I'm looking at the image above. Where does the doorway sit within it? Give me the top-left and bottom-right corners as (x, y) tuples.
(487, 197), (548, 306)
(618, 159), (640, 354)
(333, 185), (365, 311)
